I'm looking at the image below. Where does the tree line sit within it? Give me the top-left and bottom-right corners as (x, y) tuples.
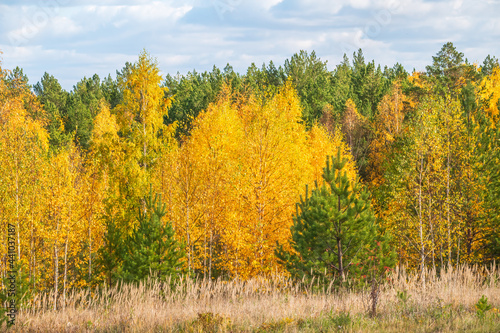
(0, 43), (499, 302)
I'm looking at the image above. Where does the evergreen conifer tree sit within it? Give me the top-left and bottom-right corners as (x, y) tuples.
(276, 149), (395, 283)
(120, 187), (185, 282)
(0, 262), (34, 328)
(97, 214), (125, 286)
(477, 116), (500, 262)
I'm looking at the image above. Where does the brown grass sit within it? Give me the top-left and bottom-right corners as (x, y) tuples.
(5, 265), (500, 332)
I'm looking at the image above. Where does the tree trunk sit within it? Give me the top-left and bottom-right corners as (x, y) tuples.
(15, 159), (21, 262)
(203, 217), (207, 280)
(30, 205), (34, 283)
(141, 90), (147, 170)
(337, 178), (344, 281)
(63, 233), (69, 308)
(337, 237), (344, 281)
(185, 197), (192, 274)
(428, 193), (435, 269)
(53, 241), (59, 310)
(446, 103), (451, 267)
(88, 212), (92, 283)
(143, 119), (147, 169)
(209, 230), (213, 281)
(53, 197), (61, 310)
(33, 249), (36, 290)
(418, 154), (425, 287)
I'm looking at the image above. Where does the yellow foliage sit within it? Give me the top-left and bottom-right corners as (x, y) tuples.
(476, 67), (500, 124)
(153, 82), (357, 279)
(369, 81), (410, 187)
(408, 71), (432, 92)
(307, 124), (357, 186)
(376, 94), (488, 270)
(0, 65), (108, 294)
(92, 51), (177, 235)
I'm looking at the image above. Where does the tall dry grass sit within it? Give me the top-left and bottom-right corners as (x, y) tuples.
(5, 265), (500, 332)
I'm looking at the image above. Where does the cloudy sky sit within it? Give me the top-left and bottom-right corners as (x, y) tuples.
(0, 0), (499, 90)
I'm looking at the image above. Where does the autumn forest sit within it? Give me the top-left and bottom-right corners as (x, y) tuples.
(1, 42), (500, 309)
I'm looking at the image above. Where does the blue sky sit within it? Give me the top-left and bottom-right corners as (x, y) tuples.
(1, 0), (499, 91)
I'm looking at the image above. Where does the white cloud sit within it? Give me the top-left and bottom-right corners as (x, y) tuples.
(112, 2), (192, 22)
(1, 0), (499, 90)
(348, 0), (371, 10)
(50, 16), (82, 36)
(1, 45), (42, 62)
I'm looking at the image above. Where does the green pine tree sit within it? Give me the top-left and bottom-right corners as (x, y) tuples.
(97, 212), (125, 286)
(284, 50), (333, 125)
(477, 115), (500, 263)
(33, 72), (72, 151)
(276, 149), (395, 284)
(0, 262), (35, 328)
(120, 187), (185, 282)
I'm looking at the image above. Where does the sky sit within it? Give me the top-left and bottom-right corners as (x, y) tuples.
(0, 0), (499, 91)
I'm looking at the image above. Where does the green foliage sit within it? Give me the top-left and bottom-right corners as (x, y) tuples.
(395, 289), (416, 317)
(460, 81), (477, 119)
(97, 212), (125, 286)
(427, 299), (453, 322)
(65, 74), (106, 149)
(120, 187), (185, 282)
(276, 149), (395, 283)
(164, 65), (242, 139)
(34, 72), (112, 150)
(425, 42), (475, 95)
(476, 115), (500, 262)
(4, 66), (30, 99)
(34, 72), (72, 150)
(65, 94), (94, 148)
(383, 62), (409, 82)
(5, 46), (500, 301)
(33, 72), (68, 110)
(328, 50), (392, 180)
(330, 311), (352, 331)
(350, 49), (389, 120)
(243, 60), (285, 98)
(0, 262), (35, 328)
(284, 50), (333, 125)
(481, 55), (499, 77)
(397, 290), (411, 304)
(426, 42), (464, 78)
(101, 74), (122, 109)
(330, 54), (353, 118)
(476, 295), (492, 319)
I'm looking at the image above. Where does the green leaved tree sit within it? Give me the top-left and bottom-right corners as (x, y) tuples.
(276, 150), (395, 283)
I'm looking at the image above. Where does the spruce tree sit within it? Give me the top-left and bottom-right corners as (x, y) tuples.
(276, 149), (395, 283)
(120, 187), (185, 282)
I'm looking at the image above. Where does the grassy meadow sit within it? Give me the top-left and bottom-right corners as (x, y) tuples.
(4, 265), (500, 332)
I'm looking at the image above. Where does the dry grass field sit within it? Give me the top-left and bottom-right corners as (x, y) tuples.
(4, 265), (500, 332)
